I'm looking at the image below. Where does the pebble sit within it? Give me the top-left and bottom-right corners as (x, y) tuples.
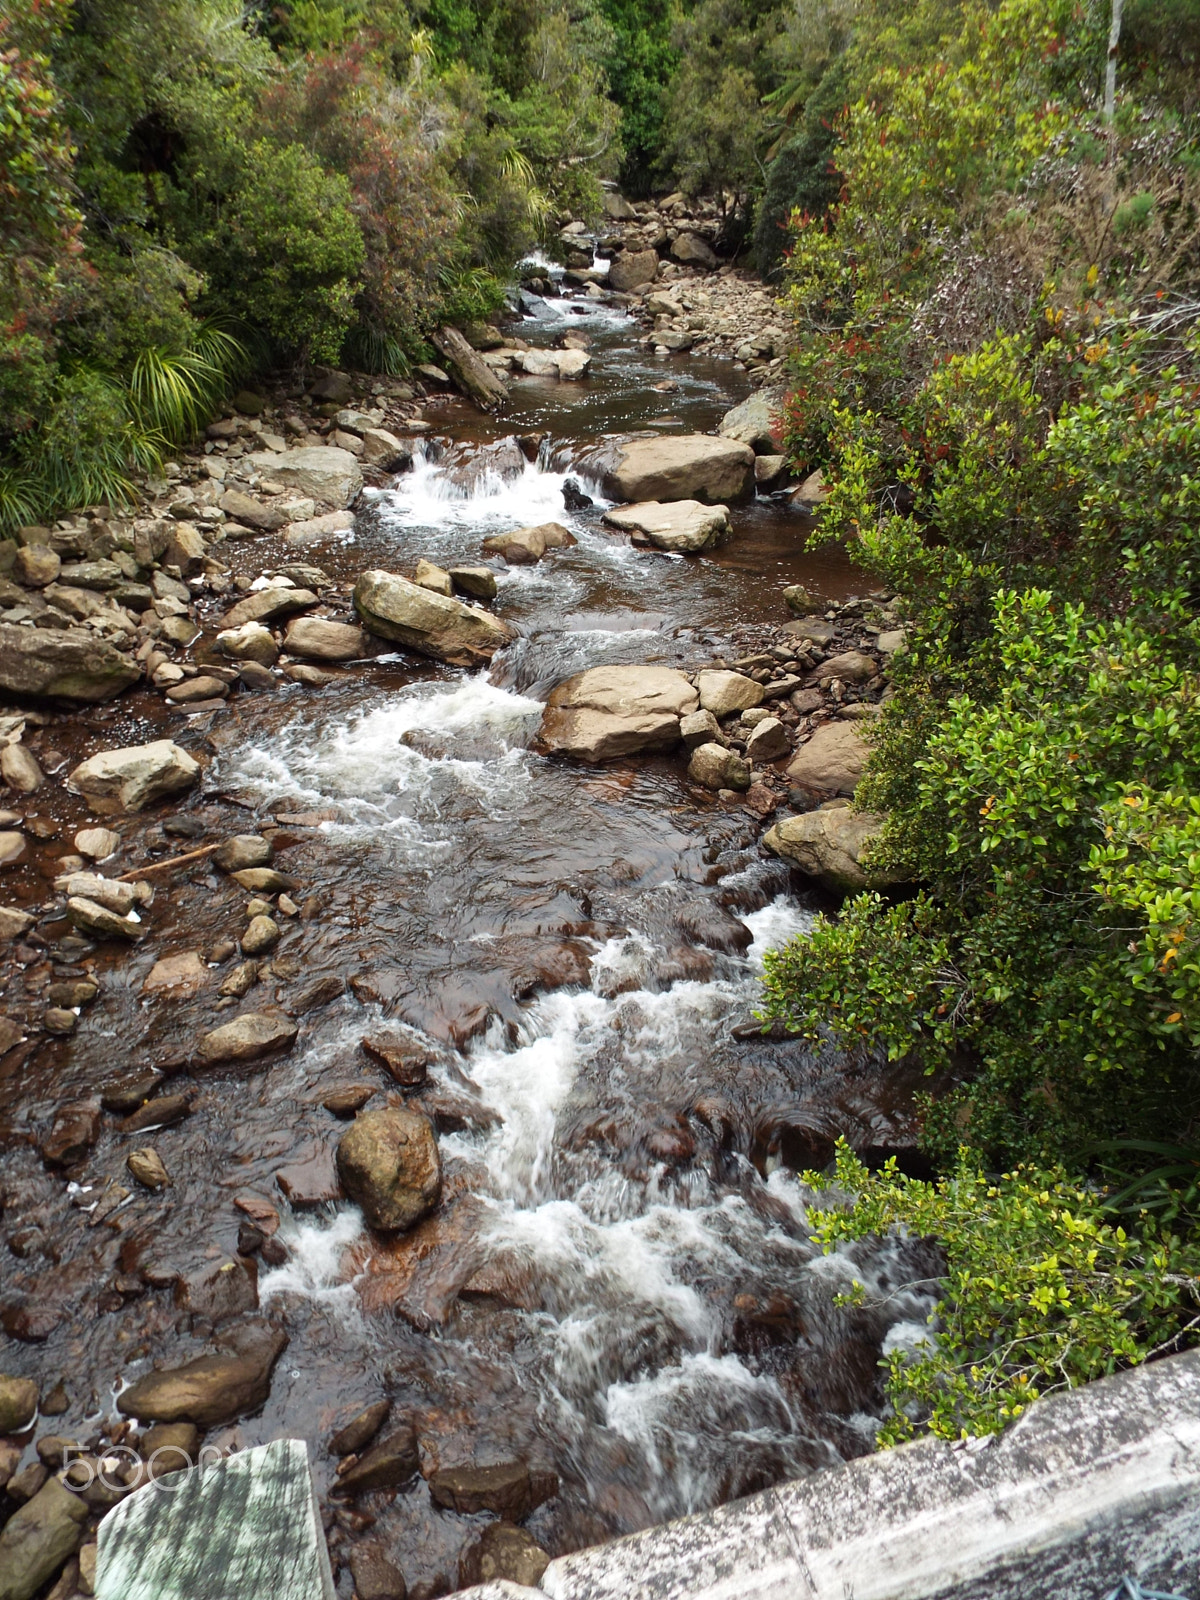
(127, 1146), (171, 1189)
(75, 826), (121, 859)
(241, 914), (280, 955)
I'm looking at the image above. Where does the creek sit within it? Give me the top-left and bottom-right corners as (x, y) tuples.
(0, 273), (938, 1593)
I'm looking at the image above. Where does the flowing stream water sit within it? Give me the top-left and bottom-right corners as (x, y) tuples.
(0, 274), (939, 1593)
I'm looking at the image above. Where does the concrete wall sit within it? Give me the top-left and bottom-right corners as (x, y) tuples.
(468, 1351), (1200, 1600)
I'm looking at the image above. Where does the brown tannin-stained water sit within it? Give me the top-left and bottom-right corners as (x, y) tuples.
(0, 276), (938, 1592)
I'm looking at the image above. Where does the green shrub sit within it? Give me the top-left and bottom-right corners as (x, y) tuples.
(805, 1143), (1200, 1443)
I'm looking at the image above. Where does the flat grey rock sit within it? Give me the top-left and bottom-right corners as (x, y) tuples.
(96, 1438), (334, 1600)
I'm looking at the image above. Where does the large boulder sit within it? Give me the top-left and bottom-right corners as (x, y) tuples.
(0, 1476), (89, 1600)
(786, 721), (870, 797)
(244, 446), (362, 508)
(720, 387), (786, 455)
(539, 665), (698, 763)
(336, 1107), (442, 1232)
(608, 248), (659, 292)
(0, 625), (139, 703)
(579, 434), (754, 505)
(764, 804), (898, 894)
(353, 570), (515, 668)
(602, 500), (730, 554)
(116, 1322), (288, 1427)
(68, 741), (199, 813)
(670, 231), (718, 269)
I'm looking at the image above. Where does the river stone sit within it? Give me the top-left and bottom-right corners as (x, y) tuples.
(687, 742), (751, 791)
(792, 467), (829, 506)
(608, 248), (659, 292)
(220, 587), (319, 630)
(786, 721), (870, 796)
(876, 628), (907, 657)
(231, 867), (297, 893)
(165, 675), (229, 705)
(68, 739), (199, 813)
(539, 665), (698, 763)
(461, 1523), (551, 1589)
(0, 1375), (38, 1433)
(0, 831), (26, 868)
(241, 915), (280, 955)
(116, 1321), (288, 1427)
(284, 616), (365, 661)
(680, 709), (724, 749)
(68, 896), (144, 940)
(58, 870), (140, 913)
(745, 717), (792, 763)
(218, 489), (286, 532)
(354, 570), (515, 668)
(602, 500), (730, 553)
(1, 745), (43, 793)
(481, 522), (576, 564)
(41, 1099), (101, 1166)
(361, 427), (411, 469)
(245, 446), (363, 508)
(216, 621), (279, 665)
(0, 625), (139, 702)
(697, 670), (763, 716)
(0, 906), (34, 939)
(75, 826), (120, 860)
(580, 434), (754, 505)
(429, 1461), (557, 1519)
(14, 544), (61, 587)
(285, 508), (356, 546)
(214, 834), (273, 872)
(0, 1475), (89, 1600)
(449, 566), (498, 601)
(336, 1424), (420, 1493)
(336, 1107), (442, 1232)
(671, 229), (718, 268)
(755, 454), (789, 491)
(763, 805), (895, 893)
(818, 649), (877, 684)
(196, 1012), (298, 1067)
(412, 558), (453, 596)
(350, 1546), (407, 1600)
(127, 1147), (170, 1190)
(719, 387), (786, 455)
(330, 1400), (391, 1456)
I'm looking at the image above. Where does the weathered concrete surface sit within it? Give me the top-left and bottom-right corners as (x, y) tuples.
(96, 1438), (334, 1600)
(455, 1352), (1200, 1600)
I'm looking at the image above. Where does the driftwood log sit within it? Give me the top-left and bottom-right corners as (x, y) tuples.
(430, 325), (507, 413)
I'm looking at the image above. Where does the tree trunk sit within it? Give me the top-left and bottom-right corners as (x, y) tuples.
(430, 326), (507, 414)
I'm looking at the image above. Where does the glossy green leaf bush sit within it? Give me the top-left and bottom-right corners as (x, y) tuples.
(805, 1143), (1200, 1444)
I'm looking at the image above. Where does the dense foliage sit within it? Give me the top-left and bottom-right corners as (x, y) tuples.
(0, 0), (621, 528)
(756, 0), (1200, 1441)
(806, 1144), (1200, 1442)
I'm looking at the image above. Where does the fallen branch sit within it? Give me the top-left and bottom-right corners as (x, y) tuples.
(118, 843), (221, 882)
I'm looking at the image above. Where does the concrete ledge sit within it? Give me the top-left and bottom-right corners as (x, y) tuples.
(479, 1353), (1200, 1600)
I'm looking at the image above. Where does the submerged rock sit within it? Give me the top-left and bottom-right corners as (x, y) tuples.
(539, 664), (698, 763)
(116, 1321), (288, 1427)
(428, 1461), (558, 1519)
(353, 569), (515, 668)
(68, 740), (199, 813)
(602, 499), (730, 553)
(329, 1400), (391, 1457)
(335, 1423), (419, 1493)
(335, 1107), (442, 1232)
(460, 1522), (551, 1589)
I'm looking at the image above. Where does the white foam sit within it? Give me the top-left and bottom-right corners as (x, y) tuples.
(258, 1206), (365, 1311)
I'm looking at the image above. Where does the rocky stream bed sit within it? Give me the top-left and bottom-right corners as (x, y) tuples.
(0, 215), (939, 1600)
